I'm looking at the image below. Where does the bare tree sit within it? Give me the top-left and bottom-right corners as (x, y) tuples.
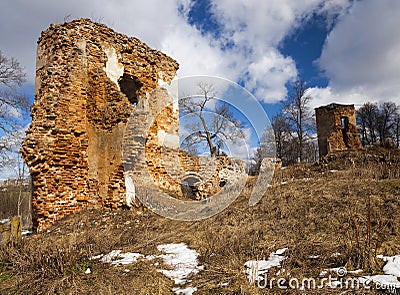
(0, 51), (28, 129)
(377, 102), (398, 144)
(271, 113), (290, 161)
(357, 102), (379, 145)
(180, 82), (245, 157)
(357, 101), (399, 146)
(251, 124), (276, 175)
(394, 112), (400, 148)
(283, 80), (315, 162)
(0, 51), (26, 88)
(0, 51), (29, 166)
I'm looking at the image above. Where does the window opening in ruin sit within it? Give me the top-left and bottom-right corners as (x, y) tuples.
(118, 74), (142, 105)
(341, 116), (350, 148)
(181, 175), (202, 199)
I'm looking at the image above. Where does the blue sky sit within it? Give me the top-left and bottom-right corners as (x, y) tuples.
(1, 0), (400, 177)
(186, 1), (333, 118)
(1, 0), (400, 110)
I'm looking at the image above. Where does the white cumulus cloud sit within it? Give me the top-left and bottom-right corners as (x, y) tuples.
(315, 0), (400, 106)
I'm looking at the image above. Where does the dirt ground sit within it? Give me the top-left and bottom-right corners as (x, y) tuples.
(1, 146), (400, 294)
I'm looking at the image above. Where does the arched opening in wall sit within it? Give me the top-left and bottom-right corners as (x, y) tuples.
(118, 74), (142, 106)
(181, 174), (202, 200)
(341, 116), (350, 148)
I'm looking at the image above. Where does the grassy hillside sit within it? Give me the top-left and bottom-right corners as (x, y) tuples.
(1, 146), (400, 294)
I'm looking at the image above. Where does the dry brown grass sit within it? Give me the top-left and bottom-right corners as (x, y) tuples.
(1, 146), (400, 294)
(0, 181), (32, 228)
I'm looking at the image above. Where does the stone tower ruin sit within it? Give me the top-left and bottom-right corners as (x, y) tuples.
(22, 19), (244, 230)
(21, 19), (179, 230)
(315, 103), (362, 158)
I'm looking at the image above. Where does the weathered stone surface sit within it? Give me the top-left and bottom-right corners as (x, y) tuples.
(21, 19), (179, 230)
(315, 103), (362, 158)
(22, 18), (244, 231)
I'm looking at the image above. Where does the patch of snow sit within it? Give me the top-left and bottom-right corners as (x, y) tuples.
(91, 254), (104, 260)
(309, 255), (320, 259)
(97, 249), (121, 263)
(22, 230), (32, 236)
(349, 269), (363, 274)
(377, 255), (400, 277)
(85, 268), (91, 274)
(0, 218), (10, 224)
(355, 254), (400, 292)
(329, 170), (338, 173)
(244, 247), (288, 283)
(172, 286), (197, 295)
(146, 254), (156, 260)
(111, 252), (143, 265)
(275, 247), (288, 255)
(331, 252), (341, 257)
(157, 243), (204, 285)
(92, 243), (203, 294)
(94, 250), (143, 265)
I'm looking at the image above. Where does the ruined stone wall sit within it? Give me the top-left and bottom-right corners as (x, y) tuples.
(146, 146), (244, 199)
(22, 19), (179, 230)
(124, 86), (245, 201)
(22, 18), (244, 230)
(315, 103), (362, 158)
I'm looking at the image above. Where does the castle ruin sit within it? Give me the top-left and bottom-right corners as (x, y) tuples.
(315, 103), (362, 158)
(22, 19), (243, 230)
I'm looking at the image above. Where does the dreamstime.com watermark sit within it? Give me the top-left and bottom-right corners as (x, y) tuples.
(252, 267), (399, 293)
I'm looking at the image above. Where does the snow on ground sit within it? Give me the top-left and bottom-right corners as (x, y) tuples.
(360, 255), (400, 290)
(22, 230), (32, 236)
(172, 286), (197, 295)
(92, 250), (143, 265)
(157, 243), (204, 292)
(92, 243), (203, 295)
(157, 243), (202, 284)
(245, 250), (400, 292)
(244, 247), (288, 283)
(377, 255), (400, 277)
(320, 254), (400, 291)
(93, 249), (144, 265)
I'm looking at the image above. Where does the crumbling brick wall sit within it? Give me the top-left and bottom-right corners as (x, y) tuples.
(22, 18), (243, 231)
(315, 103), (362, 158)
(124, 85), (245, 202)
(21, 19), (179, 230)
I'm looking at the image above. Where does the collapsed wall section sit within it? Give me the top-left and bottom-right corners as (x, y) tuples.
(21, 18), (179, 230)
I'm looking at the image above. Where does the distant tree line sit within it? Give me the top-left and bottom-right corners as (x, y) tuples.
(357, 101), (400, 147)
(252, 83), (400, 174)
